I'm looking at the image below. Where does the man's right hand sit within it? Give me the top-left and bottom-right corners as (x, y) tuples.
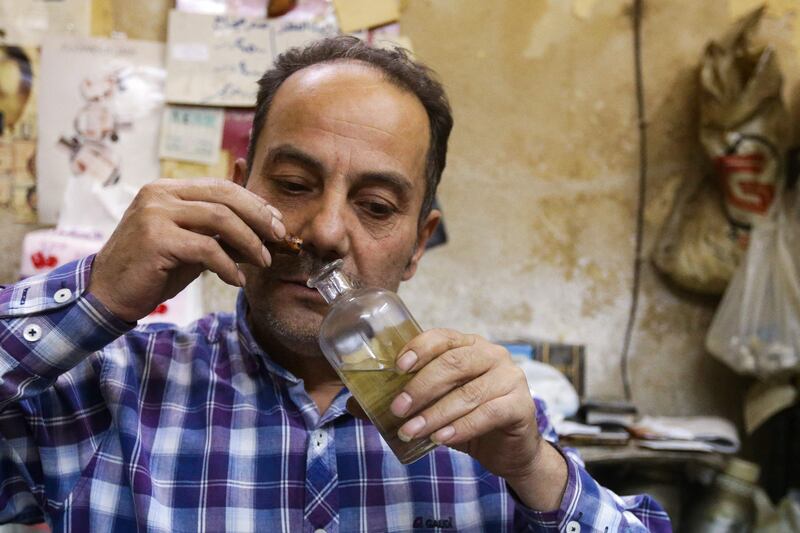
(88, 178), (286, 323)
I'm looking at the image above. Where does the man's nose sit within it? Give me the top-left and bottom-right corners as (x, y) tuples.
(301, 192), (351, 261)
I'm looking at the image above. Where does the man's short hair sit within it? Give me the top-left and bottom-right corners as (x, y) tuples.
(246, 35), (453, 221)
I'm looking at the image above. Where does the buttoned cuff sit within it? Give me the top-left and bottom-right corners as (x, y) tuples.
(509, 446), (599, 532)
(0, 255), (134, 383)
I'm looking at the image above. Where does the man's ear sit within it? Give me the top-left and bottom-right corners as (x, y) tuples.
(402, 208), (442, 281)
(232, 157), (248, 187)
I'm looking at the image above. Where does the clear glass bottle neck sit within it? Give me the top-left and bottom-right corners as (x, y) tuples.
(307, 259), (355, 304)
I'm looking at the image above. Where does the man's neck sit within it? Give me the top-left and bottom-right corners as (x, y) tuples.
(247, 314), (343, 415)
(274, 354), (343, 415)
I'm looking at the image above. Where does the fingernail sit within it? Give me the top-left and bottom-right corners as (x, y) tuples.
(390, 392), (412, 417)
(238, 270), (247, 287)
(396, 350), (417, 373)
(262, 245), (272, 267)
(271, 217), (286, 238)
(398, 415), (425, 442)
(432, 425), (455, 445)
(267, 204), (283, 220)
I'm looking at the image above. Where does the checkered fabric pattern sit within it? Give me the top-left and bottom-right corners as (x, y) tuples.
(0, 257), (671, 532)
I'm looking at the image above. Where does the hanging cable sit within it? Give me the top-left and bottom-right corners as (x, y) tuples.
(620, 0), (647, 402)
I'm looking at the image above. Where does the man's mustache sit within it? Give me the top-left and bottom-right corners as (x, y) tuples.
(269, 250), (362, 287)
(269, 250), (323, 279)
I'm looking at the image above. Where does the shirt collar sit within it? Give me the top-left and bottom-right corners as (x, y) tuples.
(233, 290), (353, 426)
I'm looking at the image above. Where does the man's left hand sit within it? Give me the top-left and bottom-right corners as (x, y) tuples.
(377, 328), (568, 510)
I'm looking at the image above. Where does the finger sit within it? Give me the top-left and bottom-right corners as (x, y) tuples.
(395, 367), (514, 442)
(431, 394), (523, 446)
(172, 200), (270, 268)
(392, 346), (497, 421)
(165, 178), (286, 243)
(171, 228), (244, 287)
(395, 328), (479, 373)
(346, 397), (369, 420)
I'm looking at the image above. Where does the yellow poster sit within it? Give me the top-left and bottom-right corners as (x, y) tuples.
(0, 46), (38, 223)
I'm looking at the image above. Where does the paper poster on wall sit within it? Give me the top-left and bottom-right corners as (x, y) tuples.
(166, 10), (273, 107)
(176, 0), (268, 17)
(159, 105), (224, 164)
(0, 45), (38, 223)
(37, 37), (165, 235)
(165, 9), (336, 107)
(222, 109), (254, 160)
(19, 227), (204, 327)
(0, 0), (91, 47)
(161, 109), (253, 180)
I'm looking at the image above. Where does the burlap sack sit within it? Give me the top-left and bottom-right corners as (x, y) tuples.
(653, 7), (788, 295)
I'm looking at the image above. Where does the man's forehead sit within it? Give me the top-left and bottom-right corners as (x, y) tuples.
(284, 60), (384, 92)
(268, 62), (428, 135)
(260, 61), (430, 180)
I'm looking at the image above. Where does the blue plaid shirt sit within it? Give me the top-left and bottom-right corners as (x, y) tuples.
(0, 256), (670, 532)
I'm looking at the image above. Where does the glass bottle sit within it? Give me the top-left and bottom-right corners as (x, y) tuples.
(307, 259), (438, 464)
(685, 458), (759, 532)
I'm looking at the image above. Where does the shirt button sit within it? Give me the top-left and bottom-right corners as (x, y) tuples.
(566, 520), (581, 533)
(54, 288), (73, 303)
(23, 323), (42, 342)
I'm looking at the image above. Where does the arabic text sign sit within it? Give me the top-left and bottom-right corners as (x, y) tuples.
(166, 10), (334, 107)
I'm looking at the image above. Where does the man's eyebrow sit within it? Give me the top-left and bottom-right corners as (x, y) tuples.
(264, 144), (415, 196)
(263, 145), (325, 176)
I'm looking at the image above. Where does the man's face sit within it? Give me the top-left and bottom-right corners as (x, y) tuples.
(239, 62), (440, 355)
(0, 52), (30, 129)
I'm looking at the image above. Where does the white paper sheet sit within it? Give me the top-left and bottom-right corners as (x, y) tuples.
(0, 0), (91, 46)
(159, 106), (224, 164)
(165, 9), (336, 107)
(37, 37), (165, 235)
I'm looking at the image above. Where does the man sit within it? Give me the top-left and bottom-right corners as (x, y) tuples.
(0, 37), (670, 532)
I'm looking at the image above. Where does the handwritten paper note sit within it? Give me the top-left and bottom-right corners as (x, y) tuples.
(159, 106), (224, 164)
(166, 10), (271, 107)
(332, 0), (399, 33)
(165, 9), (335, 107)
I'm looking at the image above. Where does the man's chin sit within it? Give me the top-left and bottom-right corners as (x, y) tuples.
(242, 272), (329, 357)
(249, 307), (325, 357)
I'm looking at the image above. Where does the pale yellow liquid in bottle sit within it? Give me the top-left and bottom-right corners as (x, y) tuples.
(336, 320), (437, 464)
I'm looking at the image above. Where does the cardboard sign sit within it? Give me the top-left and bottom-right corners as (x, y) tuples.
(332, 0), (399, 33)
(165, 9), (335, 107)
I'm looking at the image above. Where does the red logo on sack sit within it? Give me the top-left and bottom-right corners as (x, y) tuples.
(715, 152), (775, 215)
(31, 252), (59, 270)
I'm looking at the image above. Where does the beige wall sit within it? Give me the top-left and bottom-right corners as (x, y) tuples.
(7, 0), (800, 421)
(394, 0), (799, 421)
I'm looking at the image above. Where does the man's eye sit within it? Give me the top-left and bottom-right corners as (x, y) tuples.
(276, 180), (310, 194)
(359, 200), (396, 219)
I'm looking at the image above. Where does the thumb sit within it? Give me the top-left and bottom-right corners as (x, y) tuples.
(346, 397), (370, 421)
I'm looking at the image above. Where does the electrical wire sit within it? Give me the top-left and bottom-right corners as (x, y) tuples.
(619, 0), (647, 402)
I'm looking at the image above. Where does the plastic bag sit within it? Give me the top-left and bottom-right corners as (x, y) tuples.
(653, 7), (788, 295)
(706, 186), (800, 378)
